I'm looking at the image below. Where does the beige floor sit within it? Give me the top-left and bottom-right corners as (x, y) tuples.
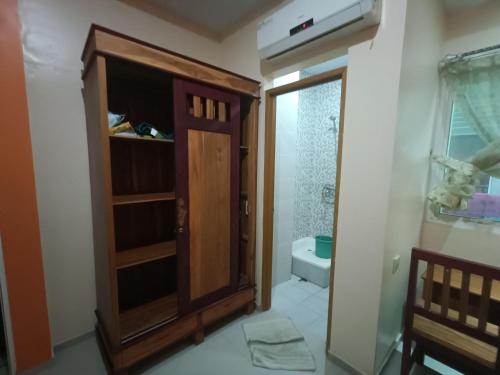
(23, 277), (460, 374)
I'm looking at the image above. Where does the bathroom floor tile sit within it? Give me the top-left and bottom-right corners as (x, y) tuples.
(279, 284), (311, 303)
(303, 293), (329, 316)
(286, 303), (321, 332)
(317, 286), (330, 301)
(296, 279), (324, 294)
(307, 315), (328, 342)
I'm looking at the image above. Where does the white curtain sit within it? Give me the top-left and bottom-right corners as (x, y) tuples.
(428, 53), (500, 211)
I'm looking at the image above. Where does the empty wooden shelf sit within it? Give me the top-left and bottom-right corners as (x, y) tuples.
(120, 294), (178, 341)
(82, 25), (258, 373)
(112, 192), (175, 206)
(116, 240), (176, 269)
(110, 138), (175, 196)
(113, 200), (177, 252)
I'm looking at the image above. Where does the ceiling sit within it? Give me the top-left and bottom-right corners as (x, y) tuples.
(120, 0), (286, 41)
(443, 0), (494, 13)
(123, 0), (498, 39)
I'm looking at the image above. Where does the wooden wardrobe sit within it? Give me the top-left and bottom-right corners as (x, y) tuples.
(81, 25), (259, 373)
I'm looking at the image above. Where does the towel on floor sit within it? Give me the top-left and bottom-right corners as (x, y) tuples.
(243, 318), (316, 371)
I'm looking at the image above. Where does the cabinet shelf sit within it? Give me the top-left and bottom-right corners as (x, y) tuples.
(112, 192), (175, 206)
(116, 241), (176, 269)
(110, 134), (174, 144)
(120, 293), (178, 341)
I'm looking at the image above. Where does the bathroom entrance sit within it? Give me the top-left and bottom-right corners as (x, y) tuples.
(262, 66), (346, 350)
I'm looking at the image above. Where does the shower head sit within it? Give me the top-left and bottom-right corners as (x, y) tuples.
(328, 115), (337, 132)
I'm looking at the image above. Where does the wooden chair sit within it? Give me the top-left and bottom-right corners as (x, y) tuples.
(401, 248), (500, 374)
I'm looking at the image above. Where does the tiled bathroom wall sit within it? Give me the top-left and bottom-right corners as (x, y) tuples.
(293, 78), (342, 240)
(273, 73), (341, 286)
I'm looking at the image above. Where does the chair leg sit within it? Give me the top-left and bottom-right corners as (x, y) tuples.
(401, 334), (412, 375)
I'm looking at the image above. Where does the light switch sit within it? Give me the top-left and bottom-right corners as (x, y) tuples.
(392, 255), (400, 274)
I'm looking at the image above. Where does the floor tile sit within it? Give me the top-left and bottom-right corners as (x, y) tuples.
(307, 315), (329, 342)
(157, 333), (255, 375)
(272, 291), (296, 311)
(23, 276), (460, 375)
(286, 303), (321, 332)
(296, 280), (323, 295)
(272, 281), (294, 295)
(303, 293), (329, 316)
(317, 287), (330, 301)
(23, 334), (106, 375)
(279, 284), (312, 303)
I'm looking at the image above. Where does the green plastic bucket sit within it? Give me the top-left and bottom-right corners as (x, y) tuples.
(315, 236), (332, 259)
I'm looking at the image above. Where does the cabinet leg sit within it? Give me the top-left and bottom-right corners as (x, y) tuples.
(245, 302), (255, 315)
(401, 334), (412, 375)
(194, 329), (204, 345)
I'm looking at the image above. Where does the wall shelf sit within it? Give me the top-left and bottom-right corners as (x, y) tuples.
(112, 192), (176, 206)
(116, 241), (176, 269)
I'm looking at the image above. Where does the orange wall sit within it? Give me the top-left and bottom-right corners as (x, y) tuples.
(0, 0), (53, 371)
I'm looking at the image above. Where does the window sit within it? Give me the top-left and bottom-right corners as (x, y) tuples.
(441, 103), (500, 222)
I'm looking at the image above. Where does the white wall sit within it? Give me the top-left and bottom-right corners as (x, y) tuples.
(220, 2), (432, 374)
(218, 3), (370, 308)
(293, 79), (341, 241)
(374, 0), (445, 371)
(19, 2), (461, 372)
(19, 0), (224, 345)
(273, 88), (299, 286)
(329, 0), (408, 373)
(421, 0), (500, 268)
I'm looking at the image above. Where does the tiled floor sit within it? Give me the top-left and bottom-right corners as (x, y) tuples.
(271, 275), (329, 343)
(22, 277), (454, 375)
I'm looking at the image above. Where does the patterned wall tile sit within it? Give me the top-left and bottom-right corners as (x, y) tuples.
(293, 77), (342, 240)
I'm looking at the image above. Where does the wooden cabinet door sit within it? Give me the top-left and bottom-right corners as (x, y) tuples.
(174, 79), (240, 313)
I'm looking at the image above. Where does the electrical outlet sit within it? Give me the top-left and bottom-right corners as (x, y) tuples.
(392, 255), (400, 274)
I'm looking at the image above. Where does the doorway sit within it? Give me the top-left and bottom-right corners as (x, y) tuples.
(262, 67), (346, 349)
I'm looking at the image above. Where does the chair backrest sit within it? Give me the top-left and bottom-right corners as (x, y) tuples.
(406, 248), (500, 370)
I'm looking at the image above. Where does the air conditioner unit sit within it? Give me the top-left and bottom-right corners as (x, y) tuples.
(257, 0), (381, 60)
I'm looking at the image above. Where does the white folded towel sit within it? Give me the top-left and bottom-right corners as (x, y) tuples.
(243, 318), (316, 371)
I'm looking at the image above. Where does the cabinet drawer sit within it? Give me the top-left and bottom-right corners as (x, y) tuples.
(201, 288), (254, 326)
(121, 315), (197, 367)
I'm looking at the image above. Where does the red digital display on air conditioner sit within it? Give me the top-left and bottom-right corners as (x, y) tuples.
(290, 18), (314, 36)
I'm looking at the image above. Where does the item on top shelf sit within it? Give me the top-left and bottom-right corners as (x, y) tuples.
(108, 112), (126, 127)
(134, 122), (174, 140)
(109, 121), (133, 135)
